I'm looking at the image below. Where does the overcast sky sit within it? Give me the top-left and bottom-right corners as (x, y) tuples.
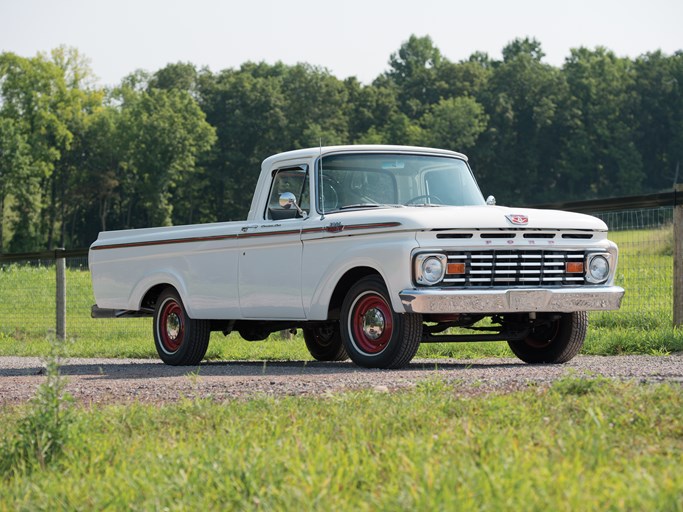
(1, 0), (681, 86)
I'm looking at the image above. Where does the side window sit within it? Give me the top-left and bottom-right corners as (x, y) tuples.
(265, 166), (309, 220)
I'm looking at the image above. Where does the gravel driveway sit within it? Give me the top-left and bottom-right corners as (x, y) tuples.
(1, 354), (681, 405)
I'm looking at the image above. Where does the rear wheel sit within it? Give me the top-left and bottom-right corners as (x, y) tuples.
(303, 323), (348, 361)
(153, 288), (210, 365)
(507, 312), (587, 364)
(340, 275), (422, 369)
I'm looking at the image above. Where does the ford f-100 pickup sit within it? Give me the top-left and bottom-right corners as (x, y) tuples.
(89, 145), (624, 368)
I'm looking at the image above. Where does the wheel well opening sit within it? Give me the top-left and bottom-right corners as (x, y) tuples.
(141, 284), (175, 311)
(328, 267), (382, 320)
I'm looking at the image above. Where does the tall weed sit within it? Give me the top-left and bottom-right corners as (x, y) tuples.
(0, 334), (73, 476)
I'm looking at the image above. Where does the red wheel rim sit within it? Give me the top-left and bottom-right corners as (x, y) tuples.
(159, 299), (184, 353)
(349, 292), (393, 354)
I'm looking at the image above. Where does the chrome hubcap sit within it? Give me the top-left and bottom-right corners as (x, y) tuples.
(362, 308), (385, 340)
(166, 313), (181, 340)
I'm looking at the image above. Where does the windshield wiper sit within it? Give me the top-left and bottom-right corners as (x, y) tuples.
(337, 203), (403, 210)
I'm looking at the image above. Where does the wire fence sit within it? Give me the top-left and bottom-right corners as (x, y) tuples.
(0, 197), (679, 345)
(590, 207), (674, 327)
(0, 253), (151, 345)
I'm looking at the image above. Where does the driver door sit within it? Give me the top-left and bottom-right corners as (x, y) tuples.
(238, 165), (309, 319)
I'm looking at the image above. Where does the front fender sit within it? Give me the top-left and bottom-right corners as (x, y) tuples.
(303, 233), (418, 320)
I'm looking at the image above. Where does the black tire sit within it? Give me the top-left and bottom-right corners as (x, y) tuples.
(303, 323), (348, 361)
(340, 275), (422, 369)
(153, 288), (210, 366)
(507, 312), (588, 364)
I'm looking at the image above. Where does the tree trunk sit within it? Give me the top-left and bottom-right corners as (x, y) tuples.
(126, 200), (133, 228)
(99, 196), (107, 232)
(0, 194), (4, 253)
(59, 168), (66, 248)
(46, 174), (57, 249)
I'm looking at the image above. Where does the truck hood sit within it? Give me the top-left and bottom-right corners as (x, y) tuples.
(330, 205), (607, 232)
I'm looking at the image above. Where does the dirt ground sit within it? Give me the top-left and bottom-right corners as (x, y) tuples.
(1, 354), (681, 405)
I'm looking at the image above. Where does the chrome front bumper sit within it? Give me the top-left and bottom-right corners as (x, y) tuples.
(399, 286), (624, 314)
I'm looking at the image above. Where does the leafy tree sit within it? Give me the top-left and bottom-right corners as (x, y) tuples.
(502, 37), (546, 62)
(149, 62), (199, 95)
(474, 39), (567, 203)
(197, 67), (288, 221)
(381, 112), (425, 146)
(2, 38), (683, 252)
(632, 51), (683, 191)
(384, 35), (444, 117)
(420, 96), (488, 152)
(434, 57), (492, 101)
(45, 47), (105, 248)
(63, 106), (122, 246)
(0, 117), (31, 251)
(279, 64), (349, 147)
(196, 63), (348, 221)
(559, 47), (643, 198)
(0, 51), (74, 251)
(344, 77), (399, 143)
(115, 86), (216, 227)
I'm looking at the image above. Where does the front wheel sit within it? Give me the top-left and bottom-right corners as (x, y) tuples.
(153, 288), (210, 365)
(507, 312), (587, 364)
(340, 275), (422, 369)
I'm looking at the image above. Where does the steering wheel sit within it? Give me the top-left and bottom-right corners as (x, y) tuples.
(404, 194), (443, 205)
(320, 176), (339, 210)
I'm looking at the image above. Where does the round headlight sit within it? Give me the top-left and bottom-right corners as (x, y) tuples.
(417, 255), (446, 285)
(587, 255), (609, 283)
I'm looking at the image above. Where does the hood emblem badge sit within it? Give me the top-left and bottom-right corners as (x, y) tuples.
(505, 214), (529, 225)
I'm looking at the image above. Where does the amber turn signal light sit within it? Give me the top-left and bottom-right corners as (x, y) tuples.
(447, 262), (466, 274)
(566, 262), (584, 274)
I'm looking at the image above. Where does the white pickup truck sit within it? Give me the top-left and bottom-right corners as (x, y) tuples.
(90, 145), (624, 368)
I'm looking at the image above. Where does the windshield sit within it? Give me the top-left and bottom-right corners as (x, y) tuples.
(316, 153), (485, 213)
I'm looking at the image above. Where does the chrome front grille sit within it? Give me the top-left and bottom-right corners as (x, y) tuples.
(444, 250), (586, 287)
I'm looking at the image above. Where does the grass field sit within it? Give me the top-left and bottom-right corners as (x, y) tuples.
(1, 225), (681, 359)
(0, 378), (680, 510)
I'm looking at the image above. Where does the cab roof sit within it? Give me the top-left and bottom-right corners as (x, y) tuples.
(261, 145), (468, 169)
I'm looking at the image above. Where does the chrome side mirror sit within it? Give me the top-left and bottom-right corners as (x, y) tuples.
(486, 195), (496, 206)
(279, 192), (296, 208)
(279, 192), (307, 218)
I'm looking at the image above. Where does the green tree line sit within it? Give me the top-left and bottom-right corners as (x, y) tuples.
(1, 36), (681, 252)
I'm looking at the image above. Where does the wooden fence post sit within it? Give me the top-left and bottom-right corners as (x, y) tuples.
(674, 184), (683, 328)
(56, 248), (66, 340)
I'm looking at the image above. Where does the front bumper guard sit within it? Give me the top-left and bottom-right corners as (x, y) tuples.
(399, 286), (624, 314)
